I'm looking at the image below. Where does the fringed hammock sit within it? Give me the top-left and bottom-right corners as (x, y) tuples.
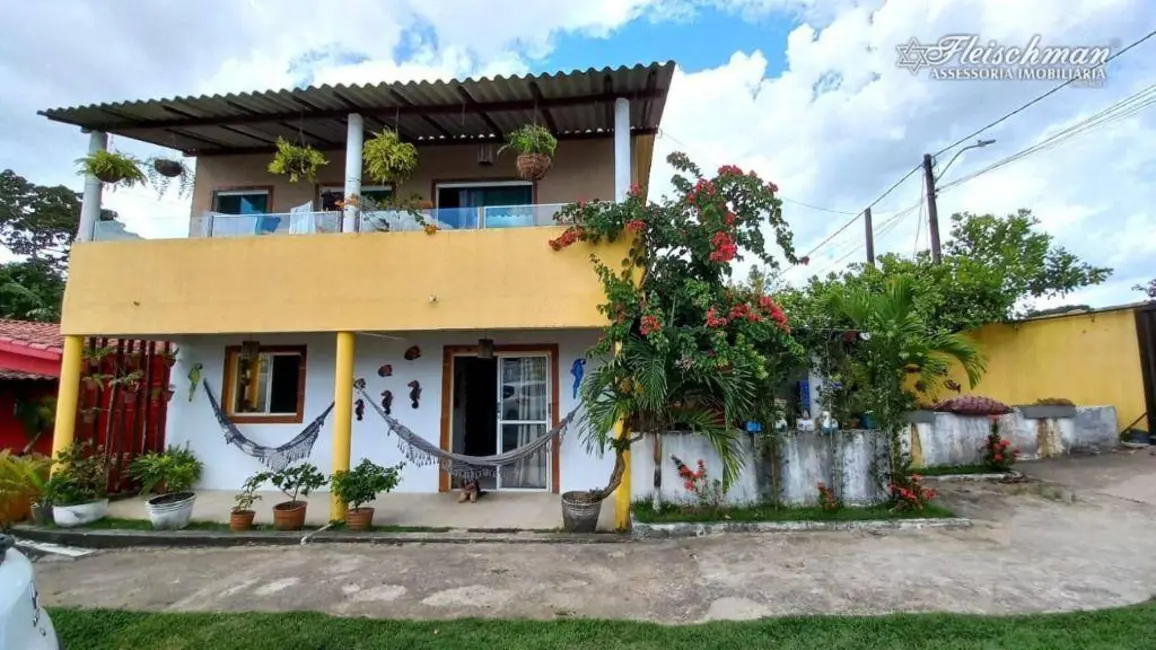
(354, 379), (583, 481)
(203, 380), (334, 471)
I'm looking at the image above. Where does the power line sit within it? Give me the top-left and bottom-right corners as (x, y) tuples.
(932, 28), (1156, 158)
(938, 82), (1156, 195)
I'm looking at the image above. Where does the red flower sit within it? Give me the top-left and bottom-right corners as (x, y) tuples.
(729, 303), (751, 320)
(717, 164), (743, 176)
(994, 453), (1003, 462)
(766, 181), (779, 193)
(706, 307), (728, 328)
(548, 238), (562, 251)
(629, 183), (641, 197)
(626, 219), (647, 234)
(577, 199), (586, 209)
(723, 211), (736, 226)
(799, 256), (810, 265)
(709, 231), (737, 263)
(640, 314), (661, 336)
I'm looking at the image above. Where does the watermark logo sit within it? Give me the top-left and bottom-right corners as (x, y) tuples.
(897, 34), (1115, 87)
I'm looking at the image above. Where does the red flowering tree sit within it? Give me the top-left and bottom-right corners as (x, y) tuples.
(550, 152), (805, 502)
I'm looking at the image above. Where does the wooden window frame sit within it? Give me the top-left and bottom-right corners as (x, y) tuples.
(439, 344), (560, 494)
(222, 344), (307, 424)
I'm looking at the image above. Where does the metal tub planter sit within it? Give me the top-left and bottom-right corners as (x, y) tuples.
(145, 492), (197, 530)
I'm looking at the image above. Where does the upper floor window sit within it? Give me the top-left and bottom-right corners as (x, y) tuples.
(224, 345), (306, 424)
(213, 189), (270, 215)
(434, 181), (533, 229)
(319, 185), (393, 211)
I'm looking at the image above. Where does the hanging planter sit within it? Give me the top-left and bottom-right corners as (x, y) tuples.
(75, 151), (148, 188)
(267, 137), (328, 183)
(161, 347), (179, 369)
(363, 129), (418, 185)
(146, 157), (195, 198)
(499, 124), (557, 181)
(80, 408), (100, 425)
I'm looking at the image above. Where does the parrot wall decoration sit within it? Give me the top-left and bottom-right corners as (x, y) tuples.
(570, 358), (585, 399)
(187, 363), (203, 402)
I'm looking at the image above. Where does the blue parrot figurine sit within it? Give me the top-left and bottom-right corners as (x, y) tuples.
(187, 363), (203, 402)
(570, 358), (586, 399)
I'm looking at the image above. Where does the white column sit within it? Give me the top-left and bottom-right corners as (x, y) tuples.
(78, 130), (107, 242)
(343, 113), (364, 232)
(613, 97), (631, 202)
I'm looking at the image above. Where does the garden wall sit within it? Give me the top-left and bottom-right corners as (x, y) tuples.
(909, 405), (1118, 468)
(630, 430), (890, 508)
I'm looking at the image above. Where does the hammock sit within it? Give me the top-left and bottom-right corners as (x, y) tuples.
(354, 379), (584, 480)
(203, 380), (334, 471)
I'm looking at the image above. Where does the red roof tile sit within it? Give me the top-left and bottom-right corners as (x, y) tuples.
(0, 368), (56, 381)
(0, 319), (63, 353)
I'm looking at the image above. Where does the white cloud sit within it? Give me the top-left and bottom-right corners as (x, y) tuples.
(1, 0), (1152, 308)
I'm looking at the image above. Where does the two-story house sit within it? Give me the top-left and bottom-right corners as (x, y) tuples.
(40, 62), (674, 529)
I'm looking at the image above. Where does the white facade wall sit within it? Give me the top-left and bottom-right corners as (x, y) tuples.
(165, 329), (613, 494)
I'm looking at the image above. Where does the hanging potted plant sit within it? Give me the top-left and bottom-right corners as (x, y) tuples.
(75, 150), (148, 188)
(160, 347), (179, 369)
(83, 346), (112, 371)
(331, 459), (404, 531)
(81, 373), (110, 394)
(363, 129), (418, 185)
(145, 157), (194, 198)
(161, 384), (176, 403)
(499, 124), (557, 181)
(267, 137), (328, 183)
(79, 407), (100, 425)
(115, 370), (144, 396)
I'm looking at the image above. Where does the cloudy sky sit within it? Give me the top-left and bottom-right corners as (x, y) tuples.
(1, 0), (1153, 307)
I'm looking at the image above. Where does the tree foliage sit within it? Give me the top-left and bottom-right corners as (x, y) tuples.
(784, 209), (1111, 335)
(0, 259), (65, 322)
(0, 169), (80, 273)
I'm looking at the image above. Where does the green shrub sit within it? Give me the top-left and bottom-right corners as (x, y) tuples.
(331, 459), (404, 510)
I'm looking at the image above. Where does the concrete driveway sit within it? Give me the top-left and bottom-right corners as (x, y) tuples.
(33, 451), (1156, 623)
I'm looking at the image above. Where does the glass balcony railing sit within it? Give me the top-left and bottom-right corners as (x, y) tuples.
(89, 203), (569, 241)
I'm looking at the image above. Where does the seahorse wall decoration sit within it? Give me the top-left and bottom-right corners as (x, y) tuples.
(407, 380), (421, 408)
(354, 399), (365, 421)
(381, 390), (393, 415)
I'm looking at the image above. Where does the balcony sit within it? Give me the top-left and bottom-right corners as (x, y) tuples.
(93, 204), (569, 241)
(63, 203), (627, 338)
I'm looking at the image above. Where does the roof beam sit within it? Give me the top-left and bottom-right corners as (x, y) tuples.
(389, 90), (453, 139)
(47, 89), (665, 132)
(528, 81), (558, 133)
(162, 104), (279, 146)
(184, 127), (658, 157)
(640, 69), (659, 127)
(455, 86), (502, 137)
(602, 75), (615, 129)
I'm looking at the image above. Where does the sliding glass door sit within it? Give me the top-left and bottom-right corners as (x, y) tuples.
(495, 354), (551, 490)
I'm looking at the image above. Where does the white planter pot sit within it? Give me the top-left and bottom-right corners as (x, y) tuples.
(146, 492), (197, 530)
(52, 499), (109, 528)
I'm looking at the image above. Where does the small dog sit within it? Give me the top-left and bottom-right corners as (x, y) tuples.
(457, 478), (485, 503)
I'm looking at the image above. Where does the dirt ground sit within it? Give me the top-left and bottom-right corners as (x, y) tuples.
(32, 451), (1156, 623)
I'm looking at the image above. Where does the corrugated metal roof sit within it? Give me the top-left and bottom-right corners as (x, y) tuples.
(38, 62), (675, 155)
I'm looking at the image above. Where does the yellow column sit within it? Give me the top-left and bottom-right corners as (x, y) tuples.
(50, 336), (85, 470)
(613, 341), (632, 530)
(330, 331), (355, 521)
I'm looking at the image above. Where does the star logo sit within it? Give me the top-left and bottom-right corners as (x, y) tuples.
(896, 38), (930, 74)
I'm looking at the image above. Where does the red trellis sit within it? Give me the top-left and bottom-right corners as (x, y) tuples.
(75, 337), (174, 495)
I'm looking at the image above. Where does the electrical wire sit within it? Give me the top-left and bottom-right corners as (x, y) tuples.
(938, 82), (1156, 195)
(932, 28), (1156, 158)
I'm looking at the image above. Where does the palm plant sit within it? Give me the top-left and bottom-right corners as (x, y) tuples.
(827, 275), (987, 429)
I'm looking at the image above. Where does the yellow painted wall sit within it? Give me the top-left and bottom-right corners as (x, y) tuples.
(60, 227), (629, 336)
(942, 308), (1144, 432)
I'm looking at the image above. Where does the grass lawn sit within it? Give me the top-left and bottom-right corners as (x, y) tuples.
(50, 603), (1156, 649)
(41, 517), (451, 533)
(632, 501), (955, 523)
(917, 464), (1006, 477)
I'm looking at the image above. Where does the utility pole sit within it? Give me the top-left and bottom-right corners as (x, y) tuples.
(864, 206), (875, 266)
(922, 153), (942, 264)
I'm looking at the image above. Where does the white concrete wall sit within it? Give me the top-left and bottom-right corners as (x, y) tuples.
(165, 329), (612, 494)
(630, 433), (760, 507)
(911, 406), (1119, 467)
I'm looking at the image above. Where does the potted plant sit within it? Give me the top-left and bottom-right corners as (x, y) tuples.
(0, 451), (52, 526)
(500, 124), (557, 181)
(264, 462), (326, 530)
(44, 441), (115, 528)
(75, 150), (148, 188)
(363, 130), (418, 185)
(79, 407), (101, 425)
(331, 459), (404, 531)
(145, 157), (194, 198)
(129, 445), (204, 530)
(267, 137), (328, 183)
(114, 370), (144, 396)
(83, 345), (112, 371)
(160, 347), (179, 369)
(81, 373), (111, 393)
(231, 474), (264, 532)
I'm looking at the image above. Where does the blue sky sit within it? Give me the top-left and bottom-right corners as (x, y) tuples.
(539, 7), (793, 76)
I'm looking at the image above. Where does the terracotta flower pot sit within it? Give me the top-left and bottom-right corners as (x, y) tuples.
(516, 153), (551, 181)
(230, 509), (255, 532)
(273, 501), (307, 530)
(345, 507), (374, 531)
